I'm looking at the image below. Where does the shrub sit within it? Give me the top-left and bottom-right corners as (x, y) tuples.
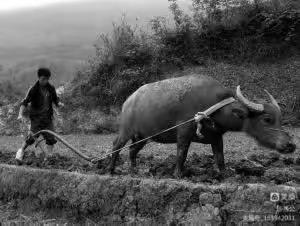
(150, 0), (299, 63)
(64, 0), (299, 126)
(0, 80), (22, 106)
(67, 16), (164, 109)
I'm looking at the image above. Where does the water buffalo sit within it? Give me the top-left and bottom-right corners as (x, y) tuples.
(110, 75), (296, 177)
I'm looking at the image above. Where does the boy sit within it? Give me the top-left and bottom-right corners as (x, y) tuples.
(15, 68), (63, 164)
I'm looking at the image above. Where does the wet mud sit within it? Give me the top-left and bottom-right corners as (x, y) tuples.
(0, 150), (298, 185)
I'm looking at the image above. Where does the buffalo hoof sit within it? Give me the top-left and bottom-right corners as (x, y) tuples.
(109, 168), (116, 176)
(15, 159), (23, 166)
(109, 172), (117, 177)
(129, 167), (138, 175)
(213, 163), (226, 173)
(109, 167), (122, 176)
(212, 164), (229, 180)
(173, 169), (184, 179)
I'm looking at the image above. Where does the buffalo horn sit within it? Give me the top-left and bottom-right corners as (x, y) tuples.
(264, 89), (281, 112)
(236, 85), (264, 112)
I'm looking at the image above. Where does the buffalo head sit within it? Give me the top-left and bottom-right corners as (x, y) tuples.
(235, 86), (296, 153)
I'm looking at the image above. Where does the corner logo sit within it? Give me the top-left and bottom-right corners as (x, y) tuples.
(270, 192), (280, 202)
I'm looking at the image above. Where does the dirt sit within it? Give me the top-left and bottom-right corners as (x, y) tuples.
(0, 132), (299, 224)
(0, 147), (298, 186)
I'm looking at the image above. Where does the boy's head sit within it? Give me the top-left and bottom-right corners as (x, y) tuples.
(37, 68), (51, 86)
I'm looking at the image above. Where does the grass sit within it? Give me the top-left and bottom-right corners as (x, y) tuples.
(67, 0), (300, 109)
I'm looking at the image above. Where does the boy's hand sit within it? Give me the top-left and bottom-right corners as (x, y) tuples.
(17, 114), (28, 124)
(18, 105), (27, 123)
(58, 102), (65, 107)
(17, 114), (24, 121)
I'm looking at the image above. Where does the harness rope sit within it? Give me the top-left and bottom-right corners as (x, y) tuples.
(30, 97), (236, 163)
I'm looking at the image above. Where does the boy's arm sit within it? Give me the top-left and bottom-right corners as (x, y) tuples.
(17, 105), (26, 120)
(52, 86), (64, 107)
(52, 87), (64, 124)
(52, 86), (61, 107)
(21, 87), (33, 107)
(18, 87), (33, 120)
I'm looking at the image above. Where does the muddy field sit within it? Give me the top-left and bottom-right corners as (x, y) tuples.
(0, 145), (299, 186)
(0, 128), (299, 185)
(0, 129), (299, 224)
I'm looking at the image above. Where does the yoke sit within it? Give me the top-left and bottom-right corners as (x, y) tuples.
(194, 97), (236, 138)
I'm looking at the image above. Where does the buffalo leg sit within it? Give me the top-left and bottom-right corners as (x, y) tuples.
(129, 136), (147, 173)
(174, 125), (193, 178)
(211, 136), (225, 171)
(109, 135), (129, 174)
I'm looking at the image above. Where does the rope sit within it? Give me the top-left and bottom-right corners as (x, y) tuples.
(30, 97), (236, 164)
(90, 117), (196, 163)
(35, 138), (45, 148)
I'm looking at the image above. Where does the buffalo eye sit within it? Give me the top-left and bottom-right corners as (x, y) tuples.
(263, 116), (272, 124)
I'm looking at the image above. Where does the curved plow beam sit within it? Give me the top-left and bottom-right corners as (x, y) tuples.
(32, 130), (95, 162)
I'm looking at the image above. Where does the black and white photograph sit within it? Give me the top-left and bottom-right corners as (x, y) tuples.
(0, 0), (299, 225)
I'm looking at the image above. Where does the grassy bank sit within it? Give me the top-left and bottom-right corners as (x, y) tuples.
(0, 164), (298, 224)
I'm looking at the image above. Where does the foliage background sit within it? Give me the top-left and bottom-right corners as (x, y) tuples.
(1, 0), (299, 134)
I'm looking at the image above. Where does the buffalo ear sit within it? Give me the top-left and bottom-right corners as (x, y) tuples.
(232, 108), (247, 120)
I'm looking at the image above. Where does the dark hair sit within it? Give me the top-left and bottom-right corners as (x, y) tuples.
(37, 68), (51, 78)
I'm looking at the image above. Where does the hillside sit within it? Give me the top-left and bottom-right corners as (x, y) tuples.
(0, 0), (175, 66)
(0, 0), (183, 98)
(0, 0), (299, 135)
(59, 0), (299, 133)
